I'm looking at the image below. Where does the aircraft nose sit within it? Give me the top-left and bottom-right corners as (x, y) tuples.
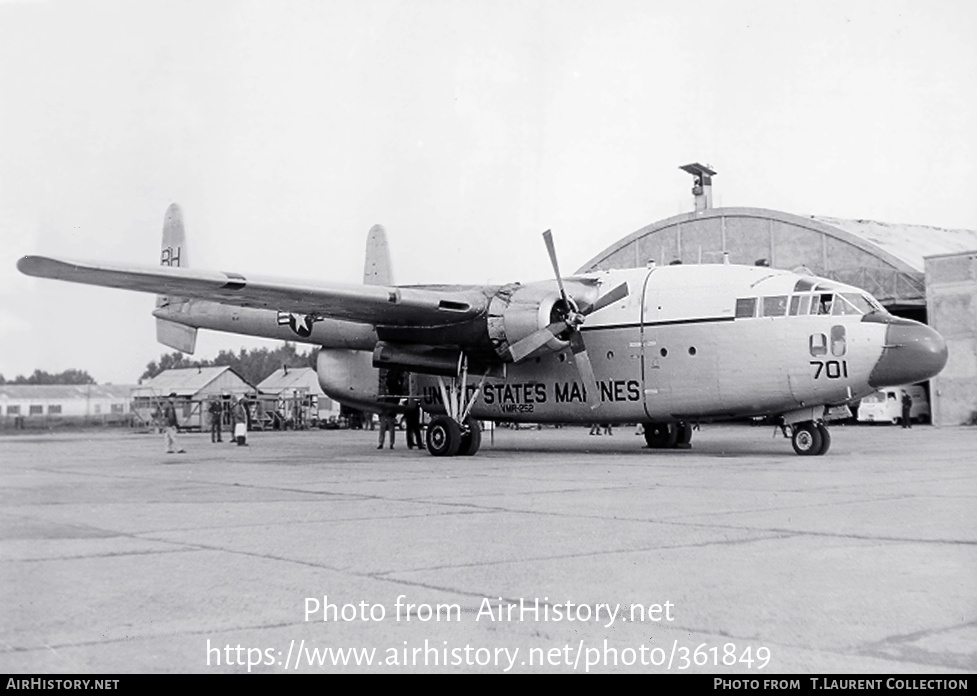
(868, 319), (948, 388)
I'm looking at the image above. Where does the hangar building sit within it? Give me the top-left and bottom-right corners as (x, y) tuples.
(577, 165), (977, 425)
(133, 366), (256, 430)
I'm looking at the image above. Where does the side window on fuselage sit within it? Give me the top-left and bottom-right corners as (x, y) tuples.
(735, 297), (757, 318)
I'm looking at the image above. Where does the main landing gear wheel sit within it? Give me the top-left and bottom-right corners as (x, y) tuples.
(675, 422), (693, 449)
(458, 416), (482, 456)
(791, 422), (824, 456)
(815, 422), (831, 455)
(644, 422), (679, 449)
(427, 415), (461, 457)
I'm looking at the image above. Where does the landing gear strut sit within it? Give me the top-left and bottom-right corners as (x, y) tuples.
(427, 355), (487, 457)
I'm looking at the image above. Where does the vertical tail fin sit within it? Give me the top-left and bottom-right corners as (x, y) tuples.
(363, 224), (393, 286)
(362, 224), (402, 401)
(155, 203), (198, 353)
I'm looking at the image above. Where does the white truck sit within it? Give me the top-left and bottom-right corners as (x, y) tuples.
(857, 384), (930, 425)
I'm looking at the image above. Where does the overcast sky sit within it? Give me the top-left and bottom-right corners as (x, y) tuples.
(2, 0), (975, 385)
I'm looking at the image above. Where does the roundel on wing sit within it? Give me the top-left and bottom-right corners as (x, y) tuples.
(277, 311), (314, 338)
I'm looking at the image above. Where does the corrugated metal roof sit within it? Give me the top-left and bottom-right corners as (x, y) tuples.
(812, 216), (977, 272)
(0, 384), (137, 400)
(139, 366), (252, 397)
(257, 367), (324, 395)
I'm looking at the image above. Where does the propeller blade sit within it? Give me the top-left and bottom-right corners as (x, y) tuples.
(508, 321), (565, 363)
(584, 281), (629, 316)
(569, 331), (601, 410)
(542, 229), (569, 304)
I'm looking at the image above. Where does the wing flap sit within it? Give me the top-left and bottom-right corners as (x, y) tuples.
(18, 255), (487, 327)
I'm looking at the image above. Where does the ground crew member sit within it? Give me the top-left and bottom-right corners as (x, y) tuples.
(163, 394), (185, 454)
(208, 398), (223, 443)
(377, 411), (396, 449)
(901, 391), (913, 429)
(404, 399), (424, 449)
(233, 397), (249, 446)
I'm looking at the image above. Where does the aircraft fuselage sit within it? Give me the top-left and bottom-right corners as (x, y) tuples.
(156, 264), (946, 428)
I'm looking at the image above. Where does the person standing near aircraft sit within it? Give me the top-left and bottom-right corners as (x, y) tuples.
(208, 398), (223, 443)
(377, 410), (396, 449)
(404, 399), (424, 450)
(901, 391), (913, 429)
(233, 397), (249, 446)
(163, 394), (185, 454)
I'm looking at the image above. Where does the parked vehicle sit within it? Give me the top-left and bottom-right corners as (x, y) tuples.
(857, 384), (930, 425)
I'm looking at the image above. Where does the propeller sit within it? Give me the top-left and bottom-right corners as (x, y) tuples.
(508, 230), (630, 406)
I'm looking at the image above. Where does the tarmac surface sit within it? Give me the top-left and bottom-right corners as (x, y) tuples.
(0, 422), (974, 674)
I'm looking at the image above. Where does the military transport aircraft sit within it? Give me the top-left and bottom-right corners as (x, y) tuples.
(17, 204), (948, 457)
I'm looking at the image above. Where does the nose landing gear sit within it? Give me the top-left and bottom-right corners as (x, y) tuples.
(788, 421), (831, 456)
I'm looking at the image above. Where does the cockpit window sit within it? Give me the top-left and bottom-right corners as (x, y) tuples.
(789, 295), (811, 316)
(813, 294), (833, 315)
(859, 293), (884, 313)
(832, 293), (870, 316)
(736, 291), (884, 320)
(762, 295), (788, 317)
(846, 293), (875, 314)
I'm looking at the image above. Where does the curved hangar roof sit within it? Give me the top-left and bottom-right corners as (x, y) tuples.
(577, 207), (977, 308)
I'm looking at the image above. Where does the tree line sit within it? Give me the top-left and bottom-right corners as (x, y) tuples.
(140, 343), (317, 385)
(2, 343), (316, 387)
(0, 369), (96, 385)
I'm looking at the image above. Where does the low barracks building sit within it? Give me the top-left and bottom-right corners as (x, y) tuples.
(0, 384), (137, 426)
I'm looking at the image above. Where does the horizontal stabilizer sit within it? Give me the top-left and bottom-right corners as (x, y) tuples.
(156, 317), (197, 353)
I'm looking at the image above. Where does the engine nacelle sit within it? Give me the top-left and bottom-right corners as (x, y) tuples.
(373, 341), (463, 377)
(487, 281), (594, 362)
(317, 348), (383, 412)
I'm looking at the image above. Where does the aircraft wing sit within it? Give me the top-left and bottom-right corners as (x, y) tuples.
(17, 255), (489, 326)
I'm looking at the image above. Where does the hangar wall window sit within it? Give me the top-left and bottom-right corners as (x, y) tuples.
(29, 405), (43, 415)
(112, 404), (124, 414)
(7, 405), (20, 415)
(48, 405), (62, 415)
(735, 298), (757, 318)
